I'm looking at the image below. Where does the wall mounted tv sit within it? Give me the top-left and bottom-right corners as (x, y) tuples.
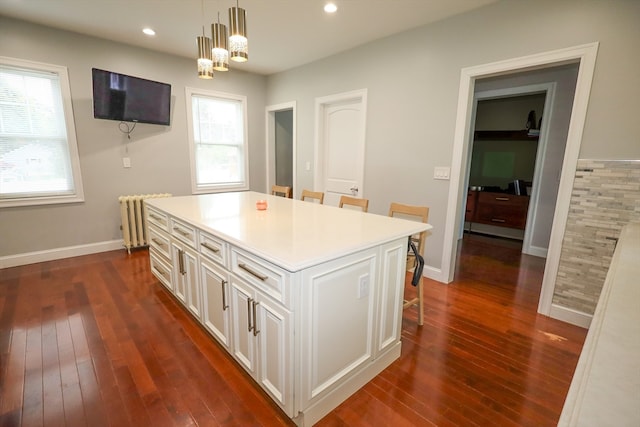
(92, 68), (171, 126)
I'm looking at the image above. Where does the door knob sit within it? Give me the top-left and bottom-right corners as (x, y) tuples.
(350, 185), (359, 195)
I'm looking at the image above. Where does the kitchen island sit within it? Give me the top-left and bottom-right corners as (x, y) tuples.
(144, 191), (431, 426)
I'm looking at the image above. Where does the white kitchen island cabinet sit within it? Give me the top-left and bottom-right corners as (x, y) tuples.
(145, 192), (431, 426)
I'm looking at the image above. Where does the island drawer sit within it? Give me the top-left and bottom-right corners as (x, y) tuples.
(199, 230), (228, 267)
(171, 218), (197, 248)
(231, 248), (290, 306)
(148, 225), (171, 259)
(150, 248), (173, 292)
(146, 206), (169, 232)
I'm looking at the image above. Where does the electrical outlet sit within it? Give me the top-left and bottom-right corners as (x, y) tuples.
(358, 274), (369, 299)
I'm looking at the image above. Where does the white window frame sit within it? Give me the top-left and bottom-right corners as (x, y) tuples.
(0, 56), (84, 208)
(185, 87), (249, 194)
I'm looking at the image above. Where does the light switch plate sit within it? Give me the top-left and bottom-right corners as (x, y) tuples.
(434, 166), (450, 180)
(123, 157), (131, 168)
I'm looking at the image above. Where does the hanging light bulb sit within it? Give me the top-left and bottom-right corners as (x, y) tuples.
(196, 32), (214, 79)
(211, 14), (229, 71)
(228, 1), (248, 62)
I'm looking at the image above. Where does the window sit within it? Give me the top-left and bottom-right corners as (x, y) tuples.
(0, 57), (84, 207)
(186, 87), (249, 193)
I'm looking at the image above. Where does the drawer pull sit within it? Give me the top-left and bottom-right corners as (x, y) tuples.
(153, 266), (167, 278)
(151, 238), (166, 248)
(201, 242), (220, 254)
(221, 279), (228, 310)
(495, 197), (510, 201)
(149, 213), (163, 221)
(238, 263), (268, 281)
(491, 218), (506, 223)
(252, 300), (260, 336)
(173, 226), (191, 237)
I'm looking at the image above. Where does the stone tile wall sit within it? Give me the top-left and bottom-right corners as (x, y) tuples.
(553, 159), (640, 314)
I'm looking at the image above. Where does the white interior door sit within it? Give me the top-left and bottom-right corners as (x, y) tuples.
(315, 90), (367, 206)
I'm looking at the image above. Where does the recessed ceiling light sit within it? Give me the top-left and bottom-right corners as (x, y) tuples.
(324, 3), (337, 13)
(142, 28), (156, 36)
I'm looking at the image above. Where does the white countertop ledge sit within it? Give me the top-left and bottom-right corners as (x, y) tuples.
(146, 192), (432, 272)
(559, 222), (640, 426)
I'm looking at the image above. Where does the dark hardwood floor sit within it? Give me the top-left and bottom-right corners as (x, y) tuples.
(0, 233), (587, 426)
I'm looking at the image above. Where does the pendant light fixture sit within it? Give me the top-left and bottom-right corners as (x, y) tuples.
(228, 0), (248, 62)
(211, 13), (229, 72)
(196, 29), (214, 79)
(196, 0), (213, 79)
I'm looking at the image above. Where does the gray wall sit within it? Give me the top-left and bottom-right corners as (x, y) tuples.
(0, 17), (267, 256)
(274, 110), (293, 189)
(2, 0), (640, 273)
(266, 0), (640, 271)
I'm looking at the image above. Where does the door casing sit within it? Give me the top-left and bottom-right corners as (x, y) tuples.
(266, 101), (297, 195)
(442, 42), (599, 325)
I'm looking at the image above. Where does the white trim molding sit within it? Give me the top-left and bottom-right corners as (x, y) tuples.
(0, 240), (123, 269)
(265, 101), (297, 195)
(549, 304), (592, 329)
(442, 43), (600, 322)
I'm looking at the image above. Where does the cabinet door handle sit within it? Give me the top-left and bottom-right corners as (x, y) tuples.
(491, 218), (506, 223)
(178, 249), (185, 275)
(495, 197), (510, 201)
(247, 297), (254, 332)
(221, 279), (228, 310)
(238, 263), (268, 281)
(201, 242), (220, 253)
(252, 301), (260, 336)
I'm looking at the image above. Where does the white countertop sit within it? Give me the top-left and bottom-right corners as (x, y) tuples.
(146, 192), (432, 272)
(559, 222), (640, 426)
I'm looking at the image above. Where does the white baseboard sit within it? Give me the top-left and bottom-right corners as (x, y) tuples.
(0, 240), (124, 269)
(549, 303), (592, 328)
(423, 264), (446, 283)
(523, 245), (548, 258)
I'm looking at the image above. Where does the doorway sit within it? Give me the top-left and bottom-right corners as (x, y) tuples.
(441, 43), (599, 319)
(465, 84), (557, 257)
(266, 102), (296, 195)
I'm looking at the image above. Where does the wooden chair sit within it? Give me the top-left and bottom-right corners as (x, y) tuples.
(339, 195), (369, 212)
(301, 189), (324, 204)
(388, 202), (429, 326)
(271, 185), (292, 198)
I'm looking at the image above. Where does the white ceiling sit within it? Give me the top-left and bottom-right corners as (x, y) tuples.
(0, 0), (497, 75)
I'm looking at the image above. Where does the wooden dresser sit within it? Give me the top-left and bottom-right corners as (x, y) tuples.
(466, 191), (529, 230)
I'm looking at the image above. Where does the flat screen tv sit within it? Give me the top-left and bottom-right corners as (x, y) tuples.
(92, 68), (171, 125)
